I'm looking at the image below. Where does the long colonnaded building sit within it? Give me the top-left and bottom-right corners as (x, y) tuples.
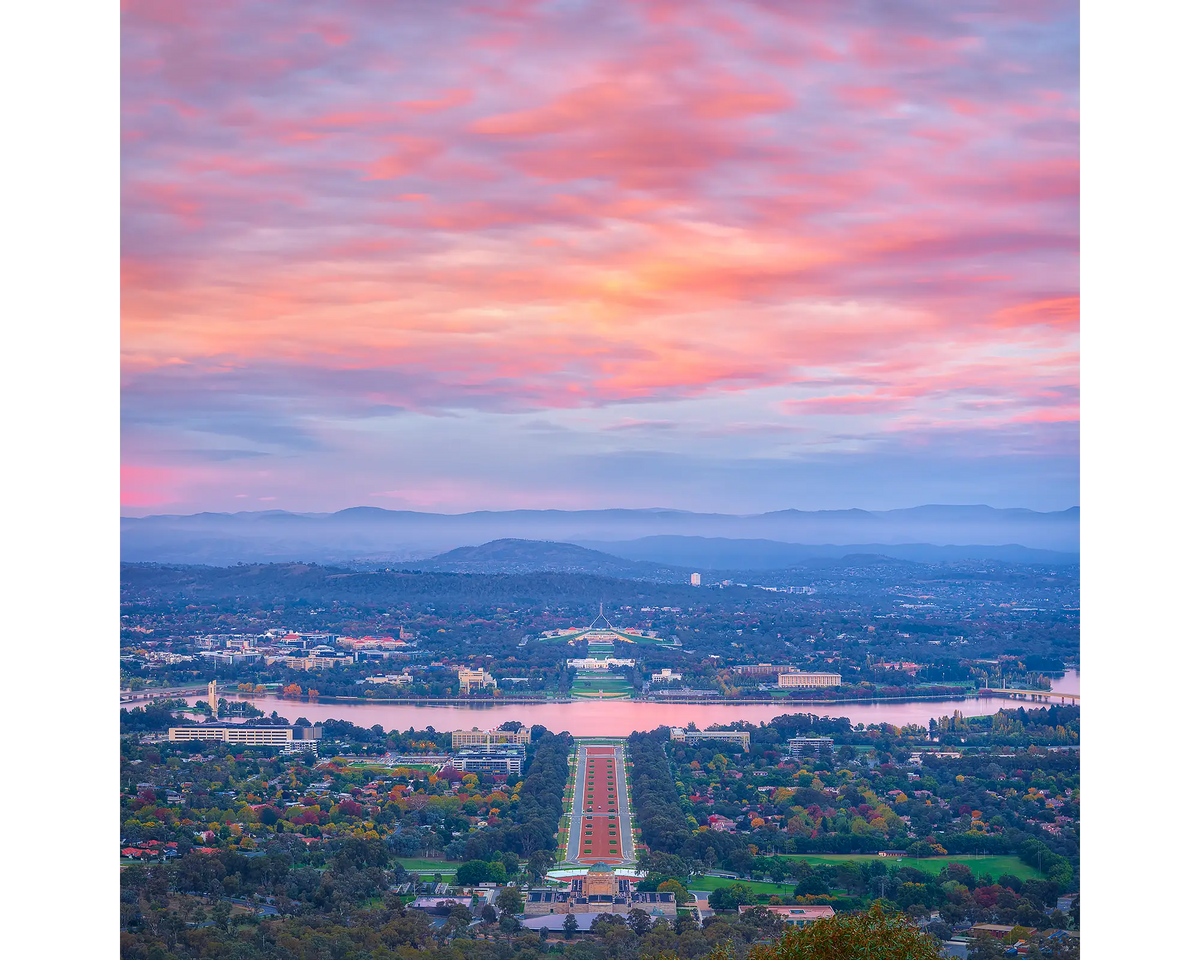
(167, 723), (322, 750)
(669, 727), (751, 750)
(778, 671), (842, 688)
(731, 663), (791, 677)
(524, 863), (676, 917)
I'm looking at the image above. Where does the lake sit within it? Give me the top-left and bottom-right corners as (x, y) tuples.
(226, 670), (1079, 737)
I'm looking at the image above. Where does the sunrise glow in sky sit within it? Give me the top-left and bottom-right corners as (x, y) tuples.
(121, 0), (1078, 515)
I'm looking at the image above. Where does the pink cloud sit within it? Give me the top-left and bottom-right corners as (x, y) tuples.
(121, 464), (180, 508)
(363, 136), (444, 180)
(121, 0), (1078, 504)
(993, 297), (1079, 329)
(779, 395), (907, 416)
(837, 85), (899, 110)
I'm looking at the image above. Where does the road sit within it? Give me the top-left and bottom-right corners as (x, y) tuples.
(120, 686), (209, 704)
(563, 741), (635, 866)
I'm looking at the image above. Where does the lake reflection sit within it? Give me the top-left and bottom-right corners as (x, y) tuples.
(230, 670), (1079, 736)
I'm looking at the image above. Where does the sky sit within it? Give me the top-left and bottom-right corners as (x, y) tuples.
(121, 0), (1079, 516)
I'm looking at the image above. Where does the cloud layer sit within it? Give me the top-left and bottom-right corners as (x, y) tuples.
(121, 0), (1079, 514)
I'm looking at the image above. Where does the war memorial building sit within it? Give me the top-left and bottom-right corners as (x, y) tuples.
(523, 863), (677, 917)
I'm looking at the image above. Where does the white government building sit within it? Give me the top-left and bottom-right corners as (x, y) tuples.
(567, 657), (636, 670)
(778, 671), (842, 688)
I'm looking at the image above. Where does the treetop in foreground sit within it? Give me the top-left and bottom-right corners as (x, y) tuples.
(744, 906), (942, 960)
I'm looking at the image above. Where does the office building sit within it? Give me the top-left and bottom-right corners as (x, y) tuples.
(450, 746), (525, 774)
(737, 904), (835, 926)
(669, 727), (751, 750)
(787, 736), (835, 757)
(285, 653), (351, 671)
(167, 724), (321, 749)
(690, 573), (701, 586)
(731, 663), (789, 677)
(452, 727), (532, 749)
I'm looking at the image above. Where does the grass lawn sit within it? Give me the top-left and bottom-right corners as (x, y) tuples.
(346, 762), (439, 774)
(571, 676), (635, 699)
(537, 631), (589, 644)
(778, 854), (1044, 881)
(397, 858), (460, 874)
(688, 877), (798, 897)
(612, 631), (677, 647)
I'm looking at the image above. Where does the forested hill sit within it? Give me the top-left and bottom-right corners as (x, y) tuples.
(423, 539), (688, 580)
(120, 562), (715, 609)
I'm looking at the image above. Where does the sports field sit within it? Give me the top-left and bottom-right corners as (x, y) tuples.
(396, 859), (460, 874)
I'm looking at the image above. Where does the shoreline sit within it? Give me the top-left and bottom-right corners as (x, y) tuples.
(262, 691), (990, 707)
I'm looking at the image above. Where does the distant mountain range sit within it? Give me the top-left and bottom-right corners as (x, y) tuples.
(576, 536), (1078, 568)
(420, 537), (1076, 579)
(120, 504), (1079, 567)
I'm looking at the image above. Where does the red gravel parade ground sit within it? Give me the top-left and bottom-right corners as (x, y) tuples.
(575, 745), (625, 864)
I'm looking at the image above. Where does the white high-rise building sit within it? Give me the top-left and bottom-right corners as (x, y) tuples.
(690, 573), (701, 586)
(208, 680), (218, 715)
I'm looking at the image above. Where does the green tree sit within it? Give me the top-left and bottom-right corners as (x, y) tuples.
(748, 905), (942, 960)
(709, 883), (758, 910)
(563, 913), (578, 939)
(210, 900), (231, 932)
(456, 860), (496, 885)
(496, 886), (524, 917)
(528, 849), (554, 883)
(447, 903), (472, 936)
(675, 910), (698, 935)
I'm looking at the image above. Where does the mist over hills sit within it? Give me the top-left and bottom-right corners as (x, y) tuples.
(120, 504), (1079, 567)
(419, 538), (1076, 580)
(576, 536), (1078, 568)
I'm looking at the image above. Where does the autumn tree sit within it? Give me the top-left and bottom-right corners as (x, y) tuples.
(747, 905), (942, 960)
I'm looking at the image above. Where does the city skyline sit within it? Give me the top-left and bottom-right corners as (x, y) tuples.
(121, 1), (1078, 515)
